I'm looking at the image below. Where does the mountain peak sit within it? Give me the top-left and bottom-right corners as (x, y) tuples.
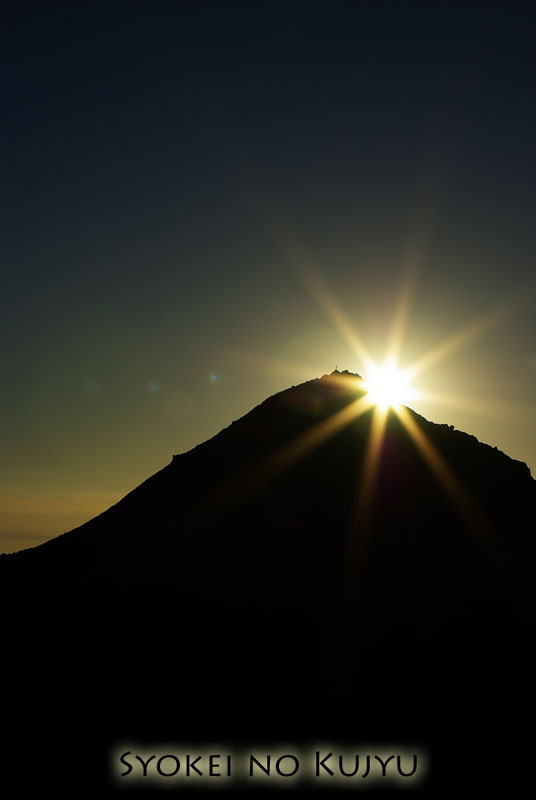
(1, 370), (533, 793)
(328, 367), (362, 377)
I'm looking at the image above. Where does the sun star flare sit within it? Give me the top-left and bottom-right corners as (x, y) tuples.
(364, 360), (415, 410)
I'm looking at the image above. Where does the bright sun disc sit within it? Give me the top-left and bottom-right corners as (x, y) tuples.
(364, 361), (413, 410)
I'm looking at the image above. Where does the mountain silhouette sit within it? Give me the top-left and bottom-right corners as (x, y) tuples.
(1, 371), (533, 793)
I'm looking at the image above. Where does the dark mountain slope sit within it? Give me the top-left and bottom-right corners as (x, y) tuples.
(1, 371), (533, 793)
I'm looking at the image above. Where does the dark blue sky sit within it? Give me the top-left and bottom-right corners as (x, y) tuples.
(2, 0), (536, 550)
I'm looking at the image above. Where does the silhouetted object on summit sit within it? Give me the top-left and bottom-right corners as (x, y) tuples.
(0, 371), (533, 791)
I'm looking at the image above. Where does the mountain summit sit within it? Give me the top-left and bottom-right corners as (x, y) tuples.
(1, 371), (533, 791)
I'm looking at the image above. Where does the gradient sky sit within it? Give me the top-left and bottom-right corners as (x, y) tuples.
(2, 0), (536, 553)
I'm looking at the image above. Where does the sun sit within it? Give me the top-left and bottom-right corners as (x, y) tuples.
(364, 360), (414, 410)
